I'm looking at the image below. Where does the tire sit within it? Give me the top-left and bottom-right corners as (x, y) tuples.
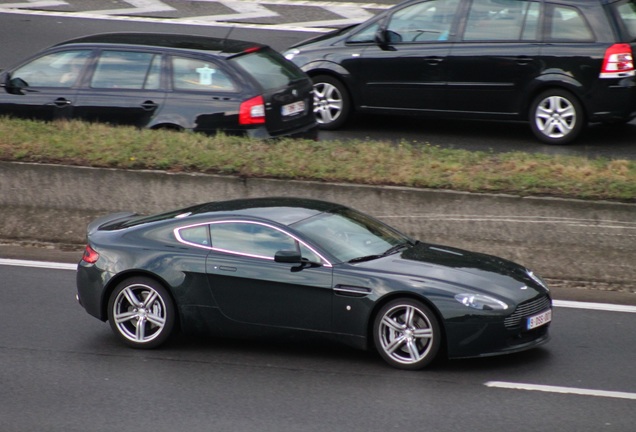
(529, 89), (585, 145)
(311, 75), (351, 130)
(373, 298), (441, 370)
(107, 277), (176, 349)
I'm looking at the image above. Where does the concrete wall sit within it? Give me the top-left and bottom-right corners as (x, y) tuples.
(1, 161), (634, 285)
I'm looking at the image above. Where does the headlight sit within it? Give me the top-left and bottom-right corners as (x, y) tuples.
(455, 294), (509, 311)
(284, 49), (300, 61)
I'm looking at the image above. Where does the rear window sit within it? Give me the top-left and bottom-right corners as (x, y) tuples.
(229, 48), (307, 91)
(614, 0), (636, 40)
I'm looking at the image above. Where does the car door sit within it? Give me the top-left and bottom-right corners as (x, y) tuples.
(73, 49), (166, 127)
(162, 54), (244, 134)
(346, 0), (461, 111)
(445, 0), (542, 115)
(0, 49), (91, 121)
(204, 221), (334, 331)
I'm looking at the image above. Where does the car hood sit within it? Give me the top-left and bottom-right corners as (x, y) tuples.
(351, 242), (548, 302)
(288, 24), (359, 49)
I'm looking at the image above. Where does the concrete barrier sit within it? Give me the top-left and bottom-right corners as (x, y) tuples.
(1, 161), (634, 286)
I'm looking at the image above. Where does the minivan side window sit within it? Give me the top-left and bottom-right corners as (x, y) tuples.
(11, 50), (91, 88)
(91, 51), (160, 89)
(548, 5), (595, 41)
(172, 57), (237, 92)
(464, 0), (540, 41)
(385, 0), (461, 43)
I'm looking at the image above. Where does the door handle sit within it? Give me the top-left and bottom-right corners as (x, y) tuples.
(141, 100), (159, 111)
(516, 56), (532, 65)
(53, 98), (71, 107)
(218, 266), (237, 272)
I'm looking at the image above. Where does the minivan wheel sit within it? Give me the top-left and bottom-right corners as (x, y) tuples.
(312, 75), (351, 130)
(529, 89), (585, 145)
(373, 299), (441, 370)
(107, 277), (175, 349)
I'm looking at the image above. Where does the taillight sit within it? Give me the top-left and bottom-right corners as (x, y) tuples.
(82, 245), (99, 264)
(239, 95), (266, 125)
(600, 44), (635, 78)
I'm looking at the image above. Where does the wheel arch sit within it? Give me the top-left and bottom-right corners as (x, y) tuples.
(522, 74), (588, 119)
(301, 61), (358, 107)
(366, 292), (448, 354)
(101, 270), (180, 328)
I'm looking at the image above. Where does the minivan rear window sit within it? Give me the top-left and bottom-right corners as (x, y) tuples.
(614, 0), (636, 40)
(230, 48), (306, 91)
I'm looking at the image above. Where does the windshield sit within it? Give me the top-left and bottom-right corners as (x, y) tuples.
(230, 48), (307, 91)
(291, 208), (411, 263)
(614, 0), (636, 40)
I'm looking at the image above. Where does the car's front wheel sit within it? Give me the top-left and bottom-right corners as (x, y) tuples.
(312, 75), (351, 130)
(107, 277), (176, 349)
(373, 299), (441, 370)
(529, 89), (585, 145)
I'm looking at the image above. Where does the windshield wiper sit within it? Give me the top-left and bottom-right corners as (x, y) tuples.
(347, 242), (411, 263)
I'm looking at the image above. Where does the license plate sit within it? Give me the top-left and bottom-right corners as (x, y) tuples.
(282, 101), (305, 117)
(527, 309), (552, 330)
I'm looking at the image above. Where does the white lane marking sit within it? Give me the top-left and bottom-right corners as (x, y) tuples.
(0, 7), (335, 32)
(0, 1), (67, 7)
(0, 258), (76, 271)
(553, 300), (636, 314)
(89, 0), (174, 15)
(0, 0), (393, 32)
(485, 381), (636, 401)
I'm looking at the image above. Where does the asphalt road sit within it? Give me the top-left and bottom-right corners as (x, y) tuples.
(1, 10), (635, 158)
(1, 261), (635, 432)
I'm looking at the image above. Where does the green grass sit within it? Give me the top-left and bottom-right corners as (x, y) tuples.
(1, 117), (634, 202)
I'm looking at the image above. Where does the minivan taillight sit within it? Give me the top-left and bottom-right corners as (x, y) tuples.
(82, 245), (99, 264)
(600, 44), (634, 78)
(239, 96), (266, 125)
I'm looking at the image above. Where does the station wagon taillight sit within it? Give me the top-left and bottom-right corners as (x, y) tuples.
(600, 44), (635, 78)
(239, 96), (266, 125)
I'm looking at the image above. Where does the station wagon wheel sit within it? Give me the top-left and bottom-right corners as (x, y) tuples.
(529, 89), (585, 145)
(312, 75), (351, 130)
(107, 277), (175, 349)
(373, 299), (441, 370)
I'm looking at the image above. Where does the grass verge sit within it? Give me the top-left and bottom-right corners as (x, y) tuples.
(1, 118), (634, 202)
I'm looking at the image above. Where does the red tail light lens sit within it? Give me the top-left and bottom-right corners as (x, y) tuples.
(600, 44), (634, 78)
(82, 245), (99, 264)
(239, 96), (266, 125)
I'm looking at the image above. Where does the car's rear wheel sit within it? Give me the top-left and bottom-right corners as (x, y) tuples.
(529, 89), (585, 145)
(373, 299), (441, 370)
(107, 277), (175, 349)
(312, 75), (350, 130)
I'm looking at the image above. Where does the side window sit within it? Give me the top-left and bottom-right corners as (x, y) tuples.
(348, 22), (381, 44)
(11, 50), (91, 88)
(177, 225), (210, 247)
(386, 0), (460, 43)
(548, 6), (595, 41)
(210, 222), (297, 259)
(172, 57), (237, 92)
(463, 0), (540, 41)
(91, 50), (158, 89)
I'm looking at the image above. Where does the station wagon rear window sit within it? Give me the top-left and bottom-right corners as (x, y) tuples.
(614, 0), (636, 40)
(230, 48), (306, 91)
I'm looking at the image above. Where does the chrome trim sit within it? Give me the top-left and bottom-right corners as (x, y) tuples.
(174, 219), (333, 267)
(334, 285), (372, 296)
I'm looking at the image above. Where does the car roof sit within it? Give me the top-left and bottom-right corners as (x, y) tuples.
(182, 197), (346, 226)
(54, 32), (268, 57)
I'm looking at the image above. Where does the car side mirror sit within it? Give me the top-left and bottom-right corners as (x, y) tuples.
(2, 74), (28, 95)
(274, 250), (303, 264)
(374, 29), (398, 51)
